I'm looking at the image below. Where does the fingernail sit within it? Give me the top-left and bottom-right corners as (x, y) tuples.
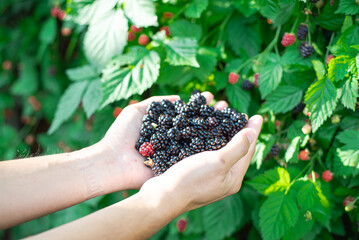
(246, 130), (255, 144)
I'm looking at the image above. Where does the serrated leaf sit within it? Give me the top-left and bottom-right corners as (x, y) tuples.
(75, 0), (118, 25)
(124, 0), (158, 27)
(304, 78), (337, 132)
(285, 136), (301, 163)
(227, 15), (261, 57)
(48, 81), (89, 134)
(282, 211), (314, 240)
(169, 20), (202, 40)
(84, 9), (128, 69)
(39, 18), (57, 44)
(328, 56), (349, 82)
(101, 48), (160, 107)
(66, 65), (98, 82)
(164, 38), (199, 67)
(184, 0), (209, 18)
(248, 167), (290, 195)
(264, 86), (302, 114)
(234, 0), (259, 17)
(251, 142), (266, 169)
(342, 16), (353, 33)
(258, 0), (296, 26)
(203, 195), (243, 240)
(226, 85), (250, 113)
(312, 60), (326, 80)
(259, 191), (299, 240)
(193, 49), (217, 80)
(259, 60), (283, 98)
(315, 2), (345, 31)
(341, 77), (358, 111)
(297, 181), (321, 210)
(336, 0), (359, 15)
(83, 79), (102, 118)
(335, 146), (359, 177)
(338, 25), (359, 46)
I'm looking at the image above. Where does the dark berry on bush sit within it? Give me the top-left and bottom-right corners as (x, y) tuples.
(242, 80), (254, 90)
(297, 24), (308, 40)
(300, 42), (315, 58)
(268, 144), (280, 158)
(310, 0), (319, 2)
(293, 102), (306, 115)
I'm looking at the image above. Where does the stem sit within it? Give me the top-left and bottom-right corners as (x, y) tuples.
(168, 4), (188, 23)
(290, 17), (299, 33)
(216, 9), (234, 47)
(324, 32), (335, 60)
(285, 162), (311, 194)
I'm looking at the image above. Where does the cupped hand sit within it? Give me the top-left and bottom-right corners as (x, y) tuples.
(140, 114), (263, 212)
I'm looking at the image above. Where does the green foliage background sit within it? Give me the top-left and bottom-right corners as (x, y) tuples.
(1, 0), (359, 239)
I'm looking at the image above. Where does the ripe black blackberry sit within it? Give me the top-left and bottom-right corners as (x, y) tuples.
(300, 42), (314, 58)
(158, 114), (173, 129)
(268, 144), (280, 158)
(136, 136), (150, 150)
(242, 80), (254, 90)
(167, 127), (182, 141)
(310, 0), (318, 2)
(293, 102), (305, 115)
(150, 132), (168, 150)
(173, 114), (189, 128)
(297, 24), (308, 40)
(199, 105), (214, 118)
(173, 99), (185, 114)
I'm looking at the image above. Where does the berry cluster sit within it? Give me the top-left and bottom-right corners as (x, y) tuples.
(136, 93), (248, 176)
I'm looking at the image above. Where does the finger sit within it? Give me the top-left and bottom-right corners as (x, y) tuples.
(218, 128), (254, 170)
(214, 101), (228, 110)
(201, 91), (214, 105)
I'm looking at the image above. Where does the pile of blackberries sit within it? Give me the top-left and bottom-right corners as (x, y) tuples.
(136, 93), (248, 176)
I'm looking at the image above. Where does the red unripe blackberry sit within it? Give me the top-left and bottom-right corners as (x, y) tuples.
(281, 33), (296, 47)
(28, 96), (41, 111)
(301, 123), (312, 134)
(139, 142), (155, 157)
(228, 72), (239, 84)
(254, 73), (259, 87)
(267, 19), (272, 24)
(25, 134), (35, 145)
(322, 170), (333, 182)
(2, 60), (12, 71)
(61, 27), (72, 36)
(163, 12), (174, 19)
(326, 54), (334, 65)
(138, 34), (149, 46)
(298, 149), (309, 161)
(308, 171), (319, 180)
(58, 10), (66, 21)
(160, 26), (170, 37)
(51, 6), (60, 18)
(176, 218), (187, 233)
(128, 32), (136, 41)
(113, 107), (122, 118)
(130, 25), (143, 33)
(343, 196), (355, 206)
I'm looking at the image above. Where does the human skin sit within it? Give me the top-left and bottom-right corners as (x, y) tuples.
(0, 92), (263, 239)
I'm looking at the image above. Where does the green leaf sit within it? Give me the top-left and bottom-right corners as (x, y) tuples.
(124, 0), (158, 27)
(193, 48), (217, 80)
(169, 20), (202, 40)
(304, 78), (337, 132)
(164, 38), (199, 67)
(248, 167), (291, 195)
(264, 86), (303, 114)
(101, 48), (160, 107)
(282, 211), (314, 240)
(82, 79), (102, 118)
(341, 16), (353, 33)
(297, 181), (321, 210)
(75, 0), (118, 25)
(227, 15), (261, 57)
(312, 60), (326, 80)
(340, 77), (358, 111)
(184, 0), (209, 18)
(39, 18), (57, 44)
(336, 0), (359, 15)
(225, 85), (250, 113)
(328, 56), (349, 82)
(335, 146), (359, 176)
(258, 0), (296, 26)
(285, 136), (301, 163)
(157, 64), (194, 86)
(84, 9), (128, 69)
(11, 60), (39, 96)
(337, 129), (359, 147)
(338, 25), (359, 46)
(259, 59), (283, 98)
(233, 0), (259, 17)
(48, 81), (89, 134)
(66, 65), (98, 82)
(315, 1), (345, 31)
(203, 194), (243, 240)
(259, 191), (299, 240)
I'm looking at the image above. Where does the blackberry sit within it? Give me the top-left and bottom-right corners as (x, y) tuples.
(146, 102), (163, 116)
(191, 117), (208, 130)
(300, 42), (314, 58)
(167, 127), (182, 141)
(167, 156), (179, 168)
(199, 105), (214, 118)
(297, 24), (308, 40)
(150, 132), (168, 150)
(190, 137), (205, 153)
(173, 114), (189, 128)
(310, 0), (318, 2)
(136, 136), (149, 150)
(242, 80), (254, 90)
(207, 117), (219, 128)
(268, 144), (280, 158)
(293, 102), (305, 115)
(173, 99), (185, 114)
(167, 141), (181, 156)
(158, 114), (173, 129)
(181, 126), (197, 139)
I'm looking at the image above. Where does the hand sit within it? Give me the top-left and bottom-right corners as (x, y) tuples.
(139, 114), (263, 213)
(96, 92), (231, 192)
